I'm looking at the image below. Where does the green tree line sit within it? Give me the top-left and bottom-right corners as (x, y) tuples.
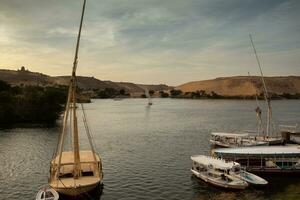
(0, 80), (67, 127)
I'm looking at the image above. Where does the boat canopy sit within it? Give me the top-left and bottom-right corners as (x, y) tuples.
(211, 132), (249, 138)
(191, 155), (240, 170)
(214, 145), (300, 157)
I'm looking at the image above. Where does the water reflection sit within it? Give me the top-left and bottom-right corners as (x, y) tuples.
(59, 184), (103, 200)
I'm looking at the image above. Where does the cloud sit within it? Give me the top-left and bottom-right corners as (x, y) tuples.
(0, 0), (299, 85)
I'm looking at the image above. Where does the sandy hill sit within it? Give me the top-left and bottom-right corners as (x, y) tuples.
(0, 68), (170, 93)
(0, 68), (52, 86)
(176, 76), (300, 96)
(51, 76), (124, 91)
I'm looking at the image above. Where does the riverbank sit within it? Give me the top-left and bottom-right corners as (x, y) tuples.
(0, 80), (66, 127)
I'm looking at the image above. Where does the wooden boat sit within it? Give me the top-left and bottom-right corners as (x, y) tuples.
(210, 132), (268, 148)
(49, 0), (103, 196)
(213, 145), (300, 174)
(191, 155), (248, 189)
(36, 187), (59, 200)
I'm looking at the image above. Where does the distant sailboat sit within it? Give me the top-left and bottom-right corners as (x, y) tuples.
(145, 89), (153, 105)
(49, 0), (103, 196)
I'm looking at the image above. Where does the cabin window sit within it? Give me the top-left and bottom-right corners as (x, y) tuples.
(59, 173), (73, 178)
(196, 167), (200, 171)
(82, 171), (94, 176)
(233, 167), (240, 172)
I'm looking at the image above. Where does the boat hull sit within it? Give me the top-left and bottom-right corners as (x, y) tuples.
(210, 139), (268, 148)
(51, 181), (101, 196)
(36, 187), (59, 200)
(209, 140), (230, 148)
(191, 169), (248, 190)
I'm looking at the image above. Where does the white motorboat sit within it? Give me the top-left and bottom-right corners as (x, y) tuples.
(210, 132), (268, 148)
(36, 187), (59, 200)
(191, 155), (248, 190)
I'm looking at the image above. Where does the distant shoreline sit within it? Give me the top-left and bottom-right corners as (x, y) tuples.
(1, 68), (300, 99)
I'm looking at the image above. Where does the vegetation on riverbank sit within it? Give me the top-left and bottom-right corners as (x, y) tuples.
(169, 89), (300, 100)
(95, 88), (130, 98)
(0, 80), (67, 127)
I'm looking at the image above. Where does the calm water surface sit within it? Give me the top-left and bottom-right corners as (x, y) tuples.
(0, 99), (300, 200)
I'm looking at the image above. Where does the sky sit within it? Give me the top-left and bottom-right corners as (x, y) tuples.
(0, 0), (299, 85)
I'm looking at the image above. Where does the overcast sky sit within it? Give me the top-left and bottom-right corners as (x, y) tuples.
(0, 0), (299, 85)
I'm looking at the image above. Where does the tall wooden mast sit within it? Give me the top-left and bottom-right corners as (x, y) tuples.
(249, 34), (273, 137)
(56, 0), (86, 180)
(71, 0), (86, 179)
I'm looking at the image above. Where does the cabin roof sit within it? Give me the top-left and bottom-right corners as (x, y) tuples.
(52, 151), (100, 165)
(214, 145), (300, 157)
(211, 132), (249, 138)
(191, 155), (239, 170)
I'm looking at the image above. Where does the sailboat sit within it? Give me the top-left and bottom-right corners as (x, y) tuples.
(248, 34), (282, 145)
(145, 89), (153, 106)
(210, 35), (283, 147)
(49, 0), (103, 196)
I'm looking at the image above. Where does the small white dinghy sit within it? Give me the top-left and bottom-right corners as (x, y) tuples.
(230, 165), (268, 186)
(235, 170), (268, 186)
(36, 187), (59, 200)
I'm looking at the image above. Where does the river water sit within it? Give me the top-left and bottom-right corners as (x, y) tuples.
(0, 99), (300, 200)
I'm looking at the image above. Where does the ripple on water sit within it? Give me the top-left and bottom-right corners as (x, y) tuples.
(1, 99), (300, 200)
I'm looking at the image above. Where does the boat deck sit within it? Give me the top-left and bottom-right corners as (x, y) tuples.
(50, 176), (101, 189)
(51, 151), (101, 165)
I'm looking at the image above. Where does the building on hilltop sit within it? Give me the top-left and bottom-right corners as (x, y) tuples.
(19, 66), (29, 72)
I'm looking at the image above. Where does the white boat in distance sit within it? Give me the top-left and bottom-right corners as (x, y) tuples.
(191, 155), (249, 189)
(145, 89), (153, 105)
(210, 132), (268, 148)
(36, 187), (59, 200)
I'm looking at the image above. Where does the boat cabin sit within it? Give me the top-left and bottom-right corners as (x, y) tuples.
(214, 145), (300, 174)
(191, 155), (241, 174)
(210, 132), (249, 147)
(50, 151), (102, 179)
